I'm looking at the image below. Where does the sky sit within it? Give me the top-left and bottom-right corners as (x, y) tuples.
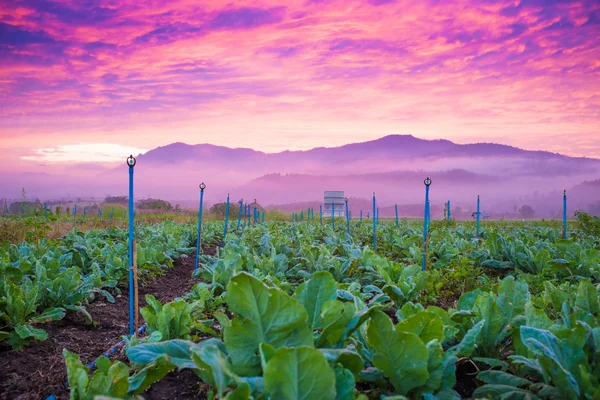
(1, 0), (599, 171)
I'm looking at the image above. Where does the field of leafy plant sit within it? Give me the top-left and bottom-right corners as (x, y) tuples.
(1, 213), (599, 399)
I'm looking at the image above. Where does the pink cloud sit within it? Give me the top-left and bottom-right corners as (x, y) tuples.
(0, 0), (598, 161)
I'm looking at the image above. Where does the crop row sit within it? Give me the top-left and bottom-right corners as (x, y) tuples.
(57, 221), (599, 399)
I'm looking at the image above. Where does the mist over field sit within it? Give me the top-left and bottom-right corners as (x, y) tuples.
(2, 135), (599, 218)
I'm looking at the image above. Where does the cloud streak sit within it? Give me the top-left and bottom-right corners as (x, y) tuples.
(0, 0), (598, 160)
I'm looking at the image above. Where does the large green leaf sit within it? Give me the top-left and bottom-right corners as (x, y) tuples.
(319, 348), (364, 376)
(334, 365), (355, 400)
(478, 370), (532, 387)
(448, 319), (484, 357)
(264, 346), (336, 400)
(456, 289), (483, 311)
(296, 271), (338, 330)
(224, 273), (313, 376)
(575, 280), (600, 315)
(395, 311), (444, 344)
(473, 384), (540, 399)
(64, 349), (90, 400)
(542, 282), (568, 314)
(15, 324), (48, 341)
(366, 311), (429, 395)
(141, 295), (192, 340)
(473, 293), (504, 354)
(419, 340), (456, 395)
(317, 300), (356, 348)
(126, 339), (224, 370)
(520, 326), (585, 399)
(88, 356), (129, 399)
(497, 276), (530, 323)
(29, 307), (66, 324)
(191, 343), (244, 399)
(128, 356), (176, 394)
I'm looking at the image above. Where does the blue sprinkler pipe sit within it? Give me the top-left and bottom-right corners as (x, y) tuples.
(110, 208), (114, 221)
(21, 202), (24, 217)
(83, 207), (87, 221)
(195, 183), (206, 271)
(395, 204), (399, 226)
(319, 205), (323, 224)
(246, 204), (251, 225)
(5, 199), (8, 216)
(377, 207), (379, 226)
(126, 155), (136, 336)
(476, 195), (481, 238)
(426, 200), (430, 230)
(372, 193), (377, 250)
(98, 208), (102, 218)
(447, 200), (451, 221)
(262, 212), (265, 223)
(345, 198), (350, 235)
(562, 190), (567, 239)
(44, 203), (47, 219)
(237, 199), (243, 229)
(222, 194), (230, 247)
(422, 177), (432, 271)
(74, 204), (77, 217)
(360, 210), (362, 222)
(331, 201), (335, 230)
(254, 207), (257, 224)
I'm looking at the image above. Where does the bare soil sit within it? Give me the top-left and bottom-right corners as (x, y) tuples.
(0, 254), (199, 400)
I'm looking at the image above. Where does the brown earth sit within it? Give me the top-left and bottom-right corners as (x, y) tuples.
(143, 370), (211, 400)
(0, 252), (203, 400)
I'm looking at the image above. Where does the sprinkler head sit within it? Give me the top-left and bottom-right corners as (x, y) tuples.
(127, 155), (136, 168)
(200, 182), (206, 190)
(424, 177), (432, 186)
(345, 198), (348, 203)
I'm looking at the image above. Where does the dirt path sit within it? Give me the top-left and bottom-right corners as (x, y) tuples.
(0, 254), (200, 400)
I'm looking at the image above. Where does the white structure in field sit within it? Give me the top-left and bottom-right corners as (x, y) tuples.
(323, 191), (345, 217)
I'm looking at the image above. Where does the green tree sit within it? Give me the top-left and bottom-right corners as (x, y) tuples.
(518, 205), (535, 219)
(137, 198), (173, 211)
(209, 202), (241, 219)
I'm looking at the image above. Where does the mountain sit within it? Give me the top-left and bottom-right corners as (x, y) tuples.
(10, 135), (599, 216)
(135, 135), (600, 176)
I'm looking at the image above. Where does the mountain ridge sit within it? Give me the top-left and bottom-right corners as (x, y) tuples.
(136, 134), (600, 164)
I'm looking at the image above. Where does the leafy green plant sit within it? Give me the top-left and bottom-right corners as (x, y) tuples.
(64, 349), (131, 400)
(0, 280), (65, 349)
(140, 295), (193, 340)
(365, 310), (461, 398)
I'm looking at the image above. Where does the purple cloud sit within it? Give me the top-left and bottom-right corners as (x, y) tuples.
(207, 7), (286, 30)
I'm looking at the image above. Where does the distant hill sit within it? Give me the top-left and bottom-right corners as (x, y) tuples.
(8, 135), (599, 214)
(131, 135), (600, 180)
